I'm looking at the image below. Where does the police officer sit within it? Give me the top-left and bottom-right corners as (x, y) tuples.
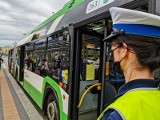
(98, 7), (160, 120)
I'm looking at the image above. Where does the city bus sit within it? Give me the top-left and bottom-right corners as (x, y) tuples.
(8, 0), (160, 120)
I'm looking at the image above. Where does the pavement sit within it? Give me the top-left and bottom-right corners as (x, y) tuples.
(0, 56), (47, 120)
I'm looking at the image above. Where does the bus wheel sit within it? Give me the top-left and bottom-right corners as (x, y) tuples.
(47, 94), (59, 120)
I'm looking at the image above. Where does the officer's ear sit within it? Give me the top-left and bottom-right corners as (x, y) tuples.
(121, 43), (128, 58)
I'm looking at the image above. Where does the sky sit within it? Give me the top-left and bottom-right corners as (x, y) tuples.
(0, 0), (70, 47)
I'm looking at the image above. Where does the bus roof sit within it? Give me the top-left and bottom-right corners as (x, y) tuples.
(18, 0), (136, 46)
(29, 0), (135, 35)
(29, 0), (86, 35)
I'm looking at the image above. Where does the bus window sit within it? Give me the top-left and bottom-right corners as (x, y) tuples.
(25, 44), (34, 71)
(47, 30), (71, 91)
(25, 52), (33, 71)
(60, 51), (70, 84)
(33, 52), (45, 75)
(30, 37), (47, 75)
(47, 51), (63, 81)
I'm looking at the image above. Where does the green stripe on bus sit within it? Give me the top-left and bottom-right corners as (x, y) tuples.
(29, 0), (85, 34)
(24, 76), (68, 119)
(42, 76), (68, 120)
(23, 79), (43, 109)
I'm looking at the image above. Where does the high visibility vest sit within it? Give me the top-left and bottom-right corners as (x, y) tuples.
(98, 88), (160, 120)
(32, 58), (36, 63)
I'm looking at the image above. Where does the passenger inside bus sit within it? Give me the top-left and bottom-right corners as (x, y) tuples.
(48, 58), (56, 78)
(32, 56), (37, 72)
(43, 59), (49, 76)
(25, 56), (33, 71)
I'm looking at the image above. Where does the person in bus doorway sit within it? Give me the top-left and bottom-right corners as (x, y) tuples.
(0, 57), (4, 69)
(98, 7), (160, 120)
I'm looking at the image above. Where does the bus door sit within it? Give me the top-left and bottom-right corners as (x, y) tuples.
(10, 49), (14, 74)
(78, 30), (102, 120)
(19, 45), (25, 85)
(71, 19), (119, 120)
(15, 47), (21, 82)
(11, 43), (17, 76)
(72, 26), (103, 120)
(8, 49), (13, 72)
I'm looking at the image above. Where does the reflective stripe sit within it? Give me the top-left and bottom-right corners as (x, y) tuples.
(127, 87), (159, 92)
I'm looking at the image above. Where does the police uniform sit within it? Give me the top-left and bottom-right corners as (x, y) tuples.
(99, 79), (160, 120)
(98, 7), (160, 120)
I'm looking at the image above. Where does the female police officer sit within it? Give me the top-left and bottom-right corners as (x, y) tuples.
(98, 7), (160, 120)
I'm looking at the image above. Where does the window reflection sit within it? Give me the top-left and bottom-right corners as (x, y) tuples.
(25, 29), (71, 91)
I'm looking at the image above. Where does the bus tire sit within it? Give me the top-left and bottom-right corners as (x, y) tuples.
(47, 93), (59, 120)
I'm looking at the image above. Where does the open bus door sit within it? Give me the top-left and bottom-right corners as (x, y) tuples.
(19, 45), (25, 84)
(71, 22), (117, 120)
(77, 28), (103, 120)
(8, 49), (12, 72)
(72, 27), (102, 120)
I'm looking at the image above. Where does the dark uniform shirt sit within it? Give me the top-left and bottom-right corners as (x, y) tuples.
(103, 79), (160, 120)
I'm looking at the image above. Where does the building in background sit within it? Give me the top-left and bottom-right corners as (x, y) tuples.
(1, 46), (10, 55)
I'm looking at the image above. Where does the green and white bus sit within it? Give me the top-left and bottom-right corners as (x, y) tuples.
(8, 0), (160, 120)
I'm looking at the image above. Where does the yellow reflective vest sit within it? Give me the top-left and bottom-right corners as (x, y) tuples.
(98, 88), (160, 120)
